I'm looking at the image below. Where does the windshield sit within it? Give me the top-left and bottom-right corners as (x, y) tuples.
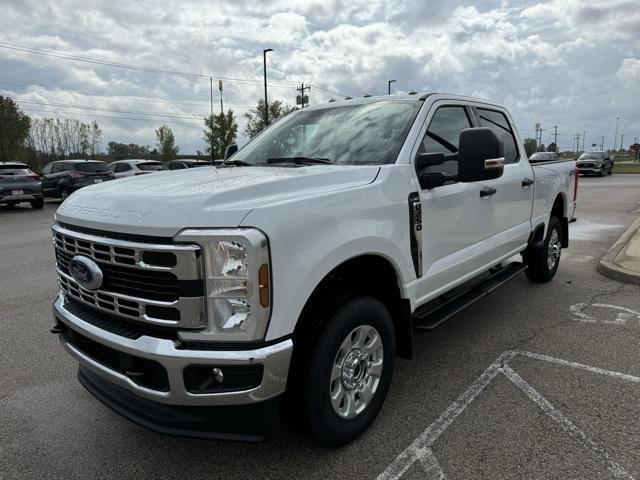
(138, 162), (167, 171)
(231, 100), (420, 166)
(0, 168), (32, 176)
(73, 162), (110, 173)
(579, 152), (604, 159)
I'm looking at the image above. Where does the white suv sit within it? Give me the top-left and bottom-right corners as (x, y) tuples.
(109, 159), (167, 178)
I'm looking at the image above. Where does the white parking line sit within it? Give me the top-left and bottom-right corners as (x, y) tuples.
(376, 350), (640, 480)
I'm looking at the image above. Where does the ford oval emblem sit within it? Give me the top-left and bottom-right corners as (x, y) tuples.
(69, 256), (103, 290)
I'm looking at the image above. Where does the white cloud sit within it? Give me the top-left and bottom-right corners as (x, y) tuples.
(0, 0), (638, 152)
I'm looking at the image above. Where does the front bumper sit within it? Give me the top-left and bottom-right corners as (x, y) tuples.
(0, 193), (41, 203)
(53, 294), (293, 407)
(576, 164), (603, 174)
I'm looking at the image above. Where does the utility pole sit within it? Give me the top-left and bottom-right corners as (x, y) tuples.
(601, 136), (605, 151)
(296, 83), (311, 108)
(553, 126), (558, 151)
(619, 134), (624, 151)
(209, 76), (214, 162)
(614, 116), (620, 151)
(263, 48), (273, 127)
(218, 80), (224, 114)
(582, 130), (586, 152)
(388, 79), (396, 95)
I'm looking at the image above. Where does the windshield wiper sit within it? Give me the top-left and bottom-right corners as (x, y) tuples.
(267, 156), (335, 165)
(222, 159), (254, 166)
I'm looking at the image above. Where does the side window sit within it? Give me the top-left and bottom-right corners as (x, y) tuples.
(114, 163), (130, 172)
(42, 164), (52, 175)
(477, 108), (519, 164)
(417, 106), (472, 177)
(52, 163), (66, 173)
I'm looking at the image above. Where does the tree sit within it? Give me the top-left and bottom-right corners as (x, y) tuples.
(244, 99), (296, 138)
(204, 110), (238, 159)
(538, 143), (546, 152)
(155, 125), (178, 161)
(547, 142), (557, 153)
(0, 96), (31, 162)
(523, 137), (537, 156)
(107, 142), (150, 159)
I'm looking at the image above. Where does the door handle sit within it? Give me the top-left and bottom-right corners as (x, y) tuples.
(480, 186), (497, 197)
(522, 177), (534, 187)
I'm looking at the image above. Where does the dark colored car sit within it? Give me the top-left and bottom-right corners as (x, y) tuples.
(576, 151), (613, 176)
(166, 160), (214, 170)
(41, 160), (114, 200)
(0, 162), (44, 209)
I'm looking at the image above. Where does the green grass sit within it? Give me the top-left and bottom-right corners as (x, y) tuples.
(613, 163), (640, 174)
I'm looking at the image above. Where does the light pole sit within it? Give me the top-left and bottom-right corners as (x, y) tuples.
(388, 79), (396, 95)
(614, 116), (620, 151)
(263, 48), (273, 127)
(218, 80), (224, 115)
(209, 76), (214, 162)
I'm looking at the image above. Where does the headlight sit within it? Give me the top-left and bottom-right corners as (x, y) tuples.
(175, 228), (271, 342)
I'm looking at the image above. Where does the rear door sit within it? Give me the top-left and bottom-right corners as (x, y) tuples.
(473, 106), (533, 257)
(412, 101), (496, 302)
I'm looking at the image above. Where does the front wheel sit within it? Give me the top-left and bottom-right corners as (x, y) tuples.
(303, 297), (395, 447)
(60, 188), (71, 201)
(524, 216), (562, 282)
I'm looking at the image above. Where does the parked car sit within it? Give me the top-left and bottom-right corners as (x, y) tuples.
(166, 160), (213, 170)
(529, 151), (561, 163)
(576, 151), (613, 176)
(109, 159), (168, 178)
(51, 93), (578, 446)
(0, 162), (44, 209)
(41, 160), (114, 200)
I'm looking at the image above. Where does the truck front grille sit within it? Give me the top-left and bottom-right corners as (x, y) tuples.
(53, 223), (206, 329)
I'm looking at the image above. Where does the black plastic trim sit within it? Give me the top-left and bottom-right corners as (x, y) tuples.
(78, 367), (278, 442)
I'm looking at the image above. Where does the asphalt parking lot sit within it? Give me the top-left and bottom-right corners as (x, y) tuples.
(1, 175), (640, 480)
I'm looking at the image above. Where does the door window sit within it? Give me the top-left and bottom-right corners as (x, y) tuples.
(51, 163), (67, 173)
(476, 108), (519, 164)
(42, 164), (52, 175)
(417, 106), (472, 177)
(114, 163), (131, 172)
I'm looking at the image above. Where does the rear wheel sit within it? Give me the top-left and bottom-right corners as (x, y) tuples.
(60, 188), (70, 201)
(599, 166), (605, 176)
(31, 198), (44, 209)
(524, 216), (562, 282)
(300, 297), (395, 447)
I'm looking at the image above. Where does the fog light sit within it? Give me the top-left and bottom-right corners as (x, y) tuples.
(183, 365), (264, 394)
(212, 368), (224, 383)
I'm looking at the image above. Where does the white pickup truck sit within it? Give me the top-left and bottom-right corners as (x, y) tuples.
(51, 93), (578, 446)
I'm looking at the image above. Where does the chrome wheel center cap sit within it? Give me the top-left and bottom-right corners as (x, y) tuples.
(342, 349), (369, 390)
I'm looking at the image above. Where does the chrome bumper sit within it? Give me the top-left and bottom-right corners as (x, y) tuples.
(53, 294), (293, 406)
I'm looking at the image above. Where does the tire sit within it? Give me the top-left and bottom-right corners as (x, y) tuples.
(31, 198), (44, 209)
(60, 188), (71, 201)
(524, 216), (562, 283)
(598, 166), (605, 177)
(301, 297), (395, 447)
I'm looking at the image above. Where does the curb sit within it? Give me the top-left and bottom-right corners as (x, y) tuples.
(597, 217), (640, 285)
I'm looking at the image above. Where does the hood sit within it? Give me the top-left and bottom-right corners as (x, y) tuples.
(55, 165), (380, 237)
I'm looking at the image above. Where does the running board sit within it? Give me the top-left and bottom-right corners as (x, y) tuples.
(412, 262), (526, 331)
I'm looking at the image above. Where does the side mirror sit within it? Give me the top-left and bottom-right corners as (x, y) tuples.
(419, 172), (445, 189)
(415, 153), (446, 189)
(458, 128), (504, 182)
(224, 144), (238, 159)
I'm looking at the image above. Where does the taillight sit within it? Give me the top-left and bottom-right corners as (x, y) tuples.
(28, 174), (41, 181)
(68, 171), (86, 178)
(134, 171), (151, 175)
(573, 167), (579, 201)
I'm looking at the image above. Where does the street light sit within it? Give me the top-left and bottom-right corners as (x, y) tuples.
(263, 48), (273, 127)
(388, 79), (396, 95)
(614, 116), (620, 151)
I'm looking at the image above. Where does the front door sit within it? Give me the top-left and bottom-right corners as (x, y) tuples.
(413, 102), (496, 304)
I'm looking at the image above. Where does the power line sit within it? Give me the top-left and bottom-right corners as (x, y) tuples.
(0, 41), (299, 87)
(21, 107), (249, 127)
(15, 98), (208, 119)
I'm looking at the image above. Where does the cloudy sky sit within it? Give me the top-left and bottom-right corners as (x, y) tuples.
(1, 0), (639, 153)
